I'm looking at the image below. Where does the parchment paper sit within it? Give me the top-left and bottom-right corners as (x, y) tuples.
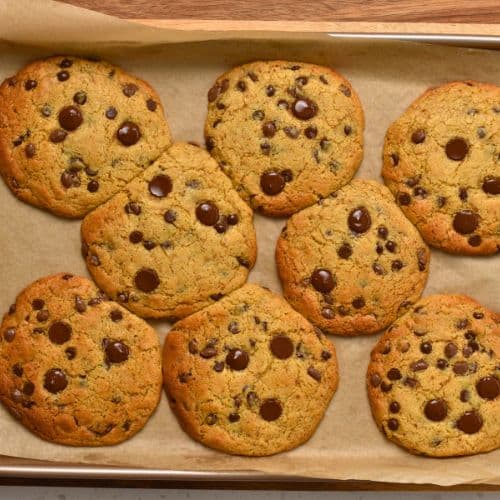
(0, 0), (498, 486)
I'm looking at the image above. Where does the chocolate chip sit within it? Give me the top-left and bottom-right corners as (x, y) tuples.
(261, 121), (277, 138)
(336, 243), (352, 260)
(237, 256), (250, 268)
(110, 310), (123, 322)
(24, 80), (37, 91)
(389, 401), (400, 413)
(283, 126), (299, 139)
(413, 186), (427, 198)
(125, 202), (141, 215)
(89, 254), (100, 266)
(65, 347), (76, 360)
(87, 180), (99, 193)
(482, 176), (500, 195)
(73, 91), (87, 105)
(259, 141), (270, 155)
(307, 367), (321, 381)
(420, 342), (432, 354)
(453, 361), (469, 375)
(370, 373), (381, 387)
(58, 105), (82, 131)
(444, 342), (458, 358)
(117, 121), (141, 146)
(456, 410), (483, 434)
(143, 240), (156, 250)
(3, 328), (15, 342)
(200, 346), (217, 359)
(270, 335), (294, 359)
(205, 413), (217, 425)
(385, 241), (397, 253)
(344, 125), (352, 136)
(352, 297), (365, 309)
(476, 375), (500, 400)
(410, 359), (428, 371)
(44, 369), (67, 393)
(117, 292), (129, 303)
(32, 299), (44, 310)
(23, 143), (35, 159)
(48, 129), (67, 145)
(390, 153), (399, 166)
(105, 107), (117, 119)
(41, 105), (52, 117)
(148, 174), (172, 198)
(380, 342), (391, 355)
(105, 340), (129, 363)
(259, 399), (282, 421)
(226, 349), (249, 370)
(134, 268), (159, 292)
(404, 377), (418, 388)
(417, 248), (427, 271)
(196, 201), (219, 226)
(397, 192), (411, 206)
(247, 71), (258, 82)
(59, 58), (73, 69)
(453, 210), (479, 234)
(226, 214), (239, 226)
(348, 207), (371, 233)
(252, 110), (265, 121)
(228, 321), (240, 334)
(320, 138), (330, 151)
(36, 310), (49, 322)
(445, 137), (468, 160)
(305, 126), (317, 139)
(48, 321), (72, 344)
(468, 235), (482, 247)
(12, 364), (22, 377)
(310, 268), (335, 293)
(146, 98), (158, 111)
(122, 83), (138, 97)
(60, 168), (80, 189)
(292, 98), (317, 120)
(381, 381), (392, 392)
(391, 260), (403, 271)
(387, 418), (399, 431)
(387, 368), (402, 380)
(411, 129), (425, 144)
(129, 231), (143, 244)
(424, 399), (447, 421)
(23, 381), (35, 396)
(236, 80), (246, 91)
(321, 307), (334, 319)
(260, 171), (285, 195)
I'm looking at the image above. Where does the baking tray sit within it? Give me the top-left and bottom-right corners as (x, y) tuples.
(0, 11), (499, 486)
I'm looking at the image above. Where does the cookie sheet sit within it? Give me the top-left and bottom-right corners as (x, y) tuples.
(0, 0), (498, 486)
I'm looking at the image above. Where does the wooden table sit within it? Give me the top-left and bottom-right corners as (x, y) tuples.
(59, 0), (499, 23)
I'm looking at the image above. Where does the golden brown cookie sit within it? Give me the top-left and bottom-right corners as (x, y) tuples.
(163, 284), (339, 456)
(382, 81), (500, 255)
(276, 179), (430, 336)
(81, 143), (257, 319)
(367, 294), (500, 457)
(205, 60), (364, 216)
(0, 56), (171, 218)
(0, 273), (162, 446)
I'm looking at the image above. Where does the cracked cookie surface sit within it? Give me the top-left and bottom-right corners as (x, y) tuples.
(0, 56), (171, 218)
(382, 81), (500, 255)
(0, 273), (161, 446)
(276, 179), (430, 336)
(81, 143), (257, 319)
(367, 294), (500, 457)
(204, 60), (364, 216)
(163, 284), (339, 456)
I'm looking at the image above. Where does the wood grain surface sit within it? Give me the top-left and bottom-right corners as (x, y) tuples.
(59, 0), (500, 23)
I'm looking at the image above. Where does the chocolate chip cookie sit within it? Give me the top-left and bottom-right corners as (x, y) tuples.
(81, 142), (257, 319)
(276, 179), (430, 336)
(205, 60), (364, 216)
(382, 81), (500, 255)
(0, 56), (171, 218)
(0, 273), (162, 446)
(367, 294), (500, 457)
(163, 283), (339, 456)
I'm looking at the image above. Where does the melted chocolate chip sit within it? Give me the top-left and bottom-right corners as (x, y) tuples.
(134, 268), (159, 292)
(482, 176), (500, 195)
(58, 105), (82, 131)
(456, 410), (483, 434)
(292, 98), (317, 120)
(105, 340), (129, 363)
(117, 121), (141, 146)
(453, 210), (479, 235)
(225, 349), (249, 370)
(196, 202), (219, 226)
(310, 268), (335, 293)
(445, 137), (468, 160)
(48, 321), (72, 344)
(476, 375), (500, 400)
(424, 399), (447, 421)
(348, 207), (371, 233)
(270, 335), (294, 359)
(148, 175), (172, 198)
(411, 129), (425, 144)
(260, 171), (285, 195)
(259, 399), (282, 421)
(44, 369), (67, 393)
(105, 107), (117, 119)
